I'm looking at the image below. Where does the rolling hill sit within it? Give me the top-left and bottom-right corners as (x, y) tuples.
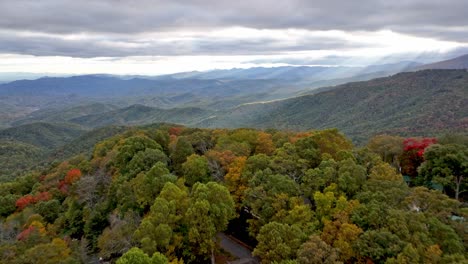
(11, 102), (119, 126)
(0, 123), (132, 181)
(0, 122), (86, 149)
(69, 104), (214, 128)
(0, 122), (86, 181)
(0, 140), (44, 181)
(50, 125), (130, 161)
(198, 69), (468, 142)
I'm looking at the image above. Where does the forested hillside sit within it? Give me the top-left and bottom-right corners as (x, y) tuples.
(11, 103), (119, 127)
(200, 70), (468, 142)
(0, 122), (85, 149)
(0, 124), (127, 182)
(69, 105), (213, 128)
(0, 125), (466, 263)
(0, 140), (43, 182)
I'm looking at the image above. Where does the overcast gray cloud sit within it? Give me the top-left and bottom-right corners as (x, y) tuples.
(0, 29), (367, 57)
(0, 0), (467, 72)
(1, 0), (467, 39)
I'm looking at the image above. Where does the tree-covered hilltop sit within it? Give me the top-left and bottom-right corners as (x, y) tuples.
(0, 123), (129, 182)
(0, 122), (85, 149)
(0, 126), (466, 264)
(0, 123), (86, 182)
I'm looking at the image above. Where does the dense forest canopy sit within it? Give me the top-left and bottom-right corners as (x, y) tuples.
(0, 125), (466, 263)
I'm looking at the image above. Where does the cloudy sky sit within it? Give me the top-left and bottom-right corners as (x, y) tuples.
(1, 0), (468, 75)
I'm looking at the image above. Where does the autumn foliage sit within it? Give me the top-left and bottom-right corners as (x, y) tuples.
(403, 137), (437, 157)
(169, 126), (184, 136)
(16, 221), (47, 241)
(400, 137), (437, 177)
(17, 226), (36, 241)
(57, 168), (82, 194)
(206, 150), (237, 170)
(224, 156), (248, 207)
(255, 132), (275, 155)
(15, 192), (51, 210)
(2, 126), (465, 264)
(65, 168), (82, 184)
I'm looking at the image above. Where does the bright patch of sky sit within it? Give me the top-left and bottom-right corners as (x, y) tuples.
(1, 28), (466, 75)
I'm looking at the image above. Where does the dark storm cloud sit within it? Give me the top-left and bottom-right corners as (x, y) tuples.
(0, 0), (467, 57)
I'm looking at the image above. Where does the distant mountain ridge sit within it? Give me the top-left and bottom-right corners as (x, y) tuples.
(198, 69), (468, 142)
(0, 76), (303, 127)
(412, 54), (468, 70)
(0, 62), (420, 98)
(0, 62), (421, 128)
(0, 74), (306, 104)
(160, 61), (421, 81)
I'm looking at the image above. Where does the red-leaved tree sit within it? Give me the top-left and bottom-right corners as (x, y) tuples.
(58, 168), (82, 194)
(17, 226), (35, 241)
(15, 192), (52, 210)
(400, 137), (437, 177)
(64, 168), (82, 185)
(169, 126), (183, 136)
